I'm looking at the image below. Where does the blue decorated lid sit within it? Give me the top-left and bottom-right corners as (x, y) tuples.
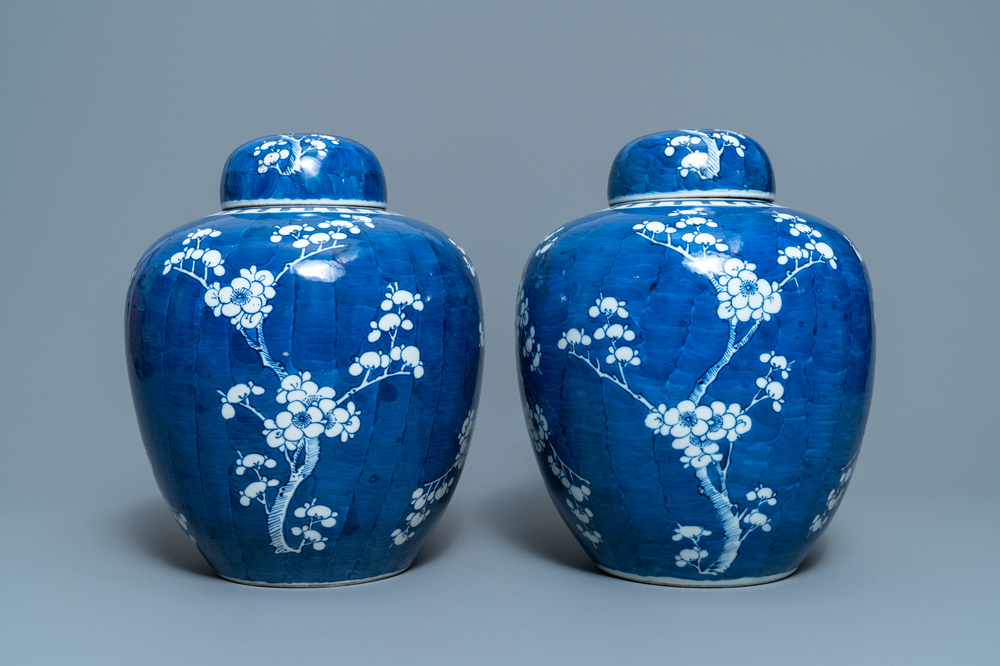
(221, 134), (387, 209)
(607, 130), (775, 205)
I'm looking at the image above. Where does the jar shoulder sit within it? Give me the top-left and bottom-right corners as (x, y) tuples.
(522, 201), (868, 288)
(130, 206), (479, 294)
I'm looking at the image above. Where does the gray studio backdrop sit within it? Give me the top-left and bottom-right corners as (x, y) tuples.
(1, 1), (997, 663)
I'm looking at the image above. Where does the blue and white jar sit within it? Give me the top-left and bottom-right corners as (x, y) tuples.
(516, 130), (874, 587)
(127, 134), (483, 586)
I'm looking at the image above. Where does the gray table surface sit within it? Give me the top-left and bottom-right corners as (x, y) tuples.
(2, 1), (997, 663)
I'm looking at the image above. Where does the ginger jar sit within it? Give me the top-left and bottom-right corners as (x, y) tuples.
(516, 130), (873, 586)
(127, 134), (483, 586)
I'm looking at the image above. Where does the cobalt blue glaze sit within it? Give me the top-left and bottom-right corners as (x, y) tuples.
(221, 134), (387, 208)
(127, 134), (482, 586)
(517, 130), (873, 587)
(608, 130), (775, 204)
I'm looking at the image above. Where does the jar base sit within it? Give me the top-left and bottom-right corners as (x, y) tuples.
(216, 566), (410, 588)
(596, 565), (797, 588)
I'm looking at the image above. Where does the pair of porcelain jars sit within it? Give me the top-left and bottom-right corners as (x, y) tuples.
(127, 130), (873, 587)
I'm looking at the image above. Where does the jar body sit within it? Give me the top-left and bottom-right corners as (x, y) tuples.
(128, 205), (482, 585)
(517, 198), (873, 586)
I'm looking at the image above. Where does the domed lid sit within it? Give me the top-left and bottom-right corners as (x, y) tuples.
(607, 130), (775, 205)
(221, 134), (387, 209)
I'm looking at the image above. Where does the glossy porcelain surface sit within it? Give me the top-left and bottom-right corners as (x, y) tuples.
(517, 130), (873, 586)
(608, 129), (775, 204)
(222, 133), (387, 208)
(127, 135), (482, 586)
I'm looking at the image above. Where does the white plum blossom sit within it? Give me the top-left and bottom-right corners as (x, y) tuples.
(293, 502), (338, 527)
(646, 400), (711, 439)
(813, 241), (838, 269)
(589, 295), (629, 319)
(296, 529), (328, 550)
(253, 135), (338, 176)
(605, 345), (641, 367)
(204, 266), (276, 329)
(183, 228), (222, 245)
(809, 514), (827, 533)
(673, 525), (712, 541)
(349, 350), (391, 376)
(788, 221), (822, 239)
(368, 287), (422, 342)
(234, 453), (277, 476)
(199, 249), (226, 276)
(393, 406), (474, 546)
(643, 395), (748, 469)
(517, 289), (529, 328)
(777, 245), (804, 265)
(808, 460), (856, 535)
(746, 485), (776, 503)
(675, 548), (710, 567)
(387, 288), (422, 309)
(523, 314), (604, 545)
(163, 251), (186, 274)
(592, 322), (636, 342)
(634, 213), (730, 251)
(319, 399), (361, 442)
(267, 401), (326, 448)
(345, 214), (375, 229)
(684, 231), (722, 246)
(269, 219), (358, 247)
(632, 220), (676, 234)
(276, 371), (335, 405)
(557, 327), (592, 349)
(756, 352), (793, 412)
(239, 478), (279, 507)
(219, 382), (265, 419)
(290, 501), (338, 550)
(668, 214), (719, 230)
(526, 402), (550, 453)
(522, 325), (541, 373)
(713, 131), (747, 156)
(703, 401), (752, 442)
(393, 476), (456, 546)
(716, 258), (782, 322)
(163, 230), (227, 277)
(673, 435), (724, 469)
(743, 509), (772, 532)
(671, 524), (714, 571)
(547, 444), (600, 543)
(454, 409), (476, 469)
(773, 213), (840, 271)
(170, 510), (196, 543)
(661, 131), (746, 179)
(390, 344), (425, 378)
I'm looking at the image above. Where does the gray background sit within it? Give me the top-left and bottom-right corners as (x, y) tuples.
(2, 1), (997, 663)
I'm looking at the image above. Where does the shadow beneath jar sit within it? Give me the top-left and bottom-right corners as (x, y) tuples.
(126, 499), (215, 579)
(482, 481), (595, 574)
